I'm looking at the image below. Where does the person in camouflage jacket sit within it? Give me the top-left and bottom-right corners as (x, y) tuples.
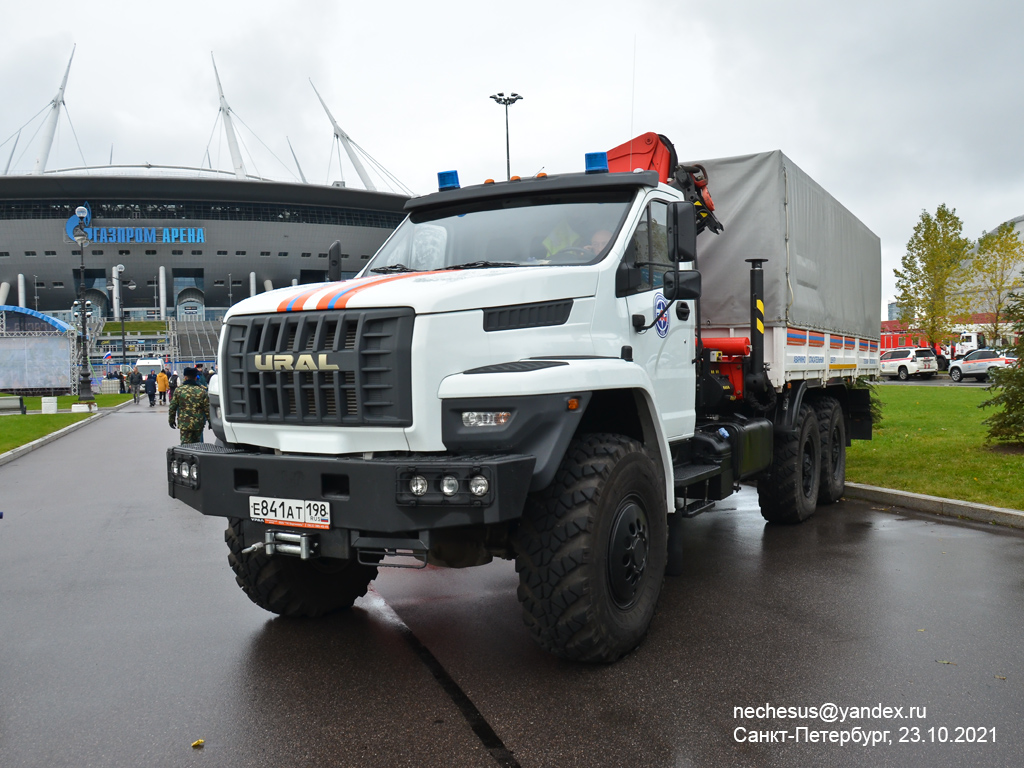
(168, 367), (211, 445)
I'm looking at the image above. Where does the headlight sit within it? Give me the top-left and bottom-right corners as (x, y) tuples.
(468, 475), (489, 497)
(170, 460), (179, 476)
(409, 475), (428, 496)
(461, 411), (511, 427)
(441, 475), (459, 496)
(190, 464), (199, 480)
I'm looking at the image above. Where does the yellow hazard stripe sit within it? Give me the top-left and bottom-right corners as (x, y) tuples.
(829, 363), (858, 370)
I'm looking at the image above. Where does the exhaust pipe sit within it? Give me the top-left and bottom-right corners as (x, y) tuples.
(744, 259), (773, 406)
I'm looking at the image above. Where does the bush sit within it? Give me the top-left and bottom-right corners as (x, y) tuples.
(981, 292), (1024, 444)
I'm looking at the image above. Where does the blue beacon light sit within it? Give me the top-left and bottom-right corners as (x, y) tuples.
(438, 170), (461, 191)
(585, 152), (609, 174)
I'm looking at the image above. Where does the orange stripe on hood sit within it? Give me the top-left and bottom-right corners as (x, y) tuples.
(314, 271), (445, 310)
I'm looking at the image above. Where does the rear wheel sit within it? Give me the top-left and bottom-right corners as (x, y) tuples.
(515, 433), (667, 663)
(225, 519), (377, 617)
(757, 403), (821, 524)
(949, 367), (963, 383)
(814, 397), (846, 505)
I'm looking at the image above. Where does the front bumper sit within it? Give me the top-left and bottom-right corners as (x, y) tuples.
(166, 443), (535, 536)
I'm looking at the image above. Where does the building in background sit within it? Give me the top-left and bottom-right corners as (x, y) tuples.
(0, 50), (410, 321)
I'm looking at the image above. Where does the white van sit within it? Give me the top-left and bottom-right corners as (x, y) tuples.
(134, 358), (164, 377)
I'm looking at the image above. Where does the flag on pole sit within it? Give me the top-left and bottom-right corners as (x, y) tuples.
(103, 352), (113, 361)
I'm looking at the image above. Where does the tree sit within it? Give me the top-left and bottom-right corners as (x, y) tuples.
(981, 291), (1024, 444)
(894, 204), (973, 347)
(971, 222), (1024, 347)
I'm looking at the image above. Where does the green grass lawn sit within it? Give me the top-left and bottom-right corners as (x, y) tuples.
(0, 414), (91, 453)
(847, 385), (1024, 511)
(97, 321), (167, 335)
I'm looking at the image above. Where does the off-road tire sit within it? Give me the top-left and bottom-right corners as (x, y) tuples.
(757, 403), (821, 524)
(225, 519), (377, 617)
(514, 433), (667, 663)
(897, 367), (909, 381)
(814, 397), (846, 505)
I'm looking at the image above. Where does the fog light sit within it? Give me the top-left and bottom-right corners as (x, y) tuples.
(441, 475), (459, 496)
(462, 411), (511, 427)
(468, 475), (489, 497)
(409, 475), (428, 496)
(190, 464), (199, 480)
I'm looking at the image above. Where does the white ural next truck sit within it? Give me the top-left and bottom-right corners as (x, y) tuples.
(167, 133), (881, 662)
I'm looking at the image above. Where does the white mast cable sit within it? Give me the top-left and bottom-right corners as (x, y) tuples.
(309, 79), (376, 191)
(4, 130), (19, 175)
(287, 137), (308, 183)
(211, 53), (246, 179)
(33, 46), (75, 175)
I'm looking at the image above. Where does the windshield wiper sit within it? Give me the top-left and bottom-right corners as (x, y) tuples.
(443, 261), (521, 270)
(370, 264), (419, 274)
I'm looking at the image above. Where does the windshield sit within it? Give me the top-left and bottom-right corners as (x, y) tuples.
(364, 190), (635, 273)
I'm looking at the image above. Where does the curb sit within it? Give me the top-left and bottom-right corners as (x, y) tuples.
(0, 399), (135, 468)
(844, 482), (1024, 530)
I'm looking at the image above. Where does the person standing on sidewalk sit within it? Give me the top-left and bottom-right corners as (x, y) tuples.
(144, 371), (157, 407)
(168, 367), (211, 445)
(129, 368), (143, 404)
(157, 368), (169, 405)
(168, 370), (179, 402)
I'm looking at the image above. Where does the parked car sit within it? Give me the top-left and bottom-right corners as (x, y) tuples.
(879, 348), (938, 380)
(947, 349), (1016, 382)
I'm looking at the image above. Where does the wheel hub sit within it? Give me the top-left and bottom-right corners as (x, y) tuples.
(801, 439), (815, 498)
(607, 496), (649, 607)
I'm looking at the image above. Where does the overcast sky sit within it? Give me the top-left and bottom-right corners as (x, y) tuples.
(3, 0), (1022, 316)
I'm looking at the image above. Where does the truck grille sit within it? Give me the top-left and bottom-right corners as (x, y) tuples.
(222, 308), (414, 427)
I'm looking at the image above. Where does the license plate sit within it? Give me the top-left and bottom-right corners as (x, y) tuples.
(248, 495), (330, 530)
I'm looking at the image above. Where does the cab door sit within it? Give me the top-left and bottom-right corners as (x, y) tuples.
(618, 197), (696, 441)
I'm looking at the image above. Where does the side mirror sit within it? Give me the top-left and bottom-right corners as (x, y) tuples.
(667, 201), (697, 263)
(328, 240), (342, 281)
(663, 269), (701, 301)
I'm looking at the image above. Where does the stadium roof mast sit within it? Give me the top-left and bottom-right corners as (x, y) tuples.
(211, 53), (247, 180)
(33, 46), (75, 175)
(310, 80), (376, 191)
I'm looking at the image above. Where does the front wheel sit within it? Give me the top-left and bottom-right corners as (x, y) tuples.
(949, 367), (963, 383)
(757, 403), (821, 524)
(225, 519), (377, 617)
(515, 434), (667, 663)
(897, 367), (909, 381)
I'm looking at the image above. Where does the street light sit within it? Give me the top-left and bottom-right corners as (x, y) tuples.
(71, 206), (94, 403)
(33, 274), (39, 312)
(489, 91), (523, 181)
(107, 265), (136, 370)
(228, 272), (233, 306)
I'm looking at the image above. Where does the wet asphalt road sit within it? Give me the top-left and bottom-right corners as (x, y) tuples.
(2, 402), (1024, 767)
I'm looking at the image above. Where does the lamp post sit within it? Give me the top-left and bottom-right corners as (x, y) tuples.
(228, 272), (233, 306)
(33, 274), (39, 311)
(107, 265), (137, 370)
(489, 92), (522, 181)
(71, 206), (94, 403)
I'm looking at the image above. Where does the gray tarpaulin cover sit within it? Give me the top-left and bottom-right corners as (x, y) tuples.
(692, 150), (881, 340)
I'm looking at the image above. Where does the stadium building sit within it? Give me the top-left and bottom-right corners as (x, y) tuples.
(0, 51), (409, 323)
